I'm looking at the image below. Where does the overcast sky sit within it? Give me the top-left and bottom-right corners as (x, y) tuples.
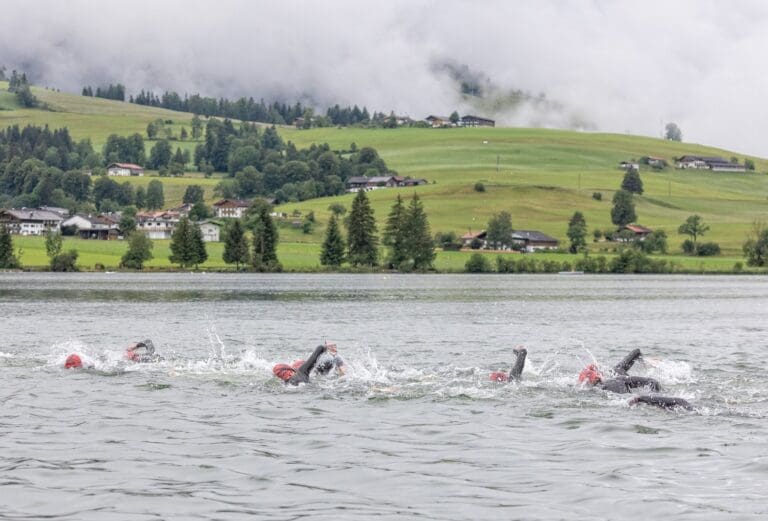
(4, 0), (768, 155)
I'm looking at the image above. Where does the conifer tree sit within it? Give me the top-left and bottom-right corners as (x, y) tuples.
(346, 189), (378, 266)
(403, 193), (435, 270)
(382, 194), (407, 267)
(320, 214), (345, 267)
(621, 167), (644, 194)
(251, 205), (280, 271)
(0, 225), (20, 269)
(223, 219), (250, 270)
(169, 217), (207, 268)
(567, 211), (588, 253)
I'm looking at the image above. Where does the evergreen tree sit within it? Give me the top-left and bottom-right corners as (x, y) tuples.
(567, 211), (588, 253)
(169, 217), (207, 268)
(320, 214), (345, 267)
(0, 225), (20, 269)
(191, 115), (203, 140)
(121, 231), (154, 269)
(346, 189), (378, 266)
(611, 190), (636, 228)
(382, 194), (407, 267)
(223, 219), (250, 270)
(149, 139), (172, 169)
(146, 180), (165, 210)
(403, 193), (435, 270)
(621, 168), (644, 194)
(188, 201), (211, 221)
(183, 185), (205, 204)
(135, 186), (146, 209)
(250, 204), (280, 271)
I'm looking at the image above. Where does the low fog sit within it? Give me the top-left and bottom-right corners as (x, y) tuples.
(3, 0), (768, 156)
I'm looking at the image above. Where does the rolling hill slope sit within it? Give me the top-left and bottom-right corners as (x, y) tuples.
(2, 81), (768, 257)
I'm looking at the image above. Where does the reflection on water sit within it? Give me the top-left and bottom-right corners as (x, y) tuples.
(1, 273), (767, 520)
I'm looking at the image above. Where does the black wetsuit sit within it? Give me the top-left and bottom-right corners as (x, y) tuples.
(508, 348), (527, 381)
(598, 348), (661, 394)
(287, 344), (327, 385)
(631, 395), (693, 411)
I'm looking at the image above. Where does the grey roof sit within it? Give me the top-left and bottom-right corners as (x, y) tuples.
(3, 209), (64, 222)
(511, 230), (559, 243)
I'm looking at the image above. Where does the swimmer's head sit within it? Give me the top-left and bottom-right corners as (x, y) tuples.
(65, 353), (83, 369)
(578, 364), (602, 385)
(325, 342), (337, 355)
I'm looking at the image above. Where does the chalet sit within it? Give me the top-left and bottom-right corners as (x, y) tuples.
(510, 230), (560, 252)
(61, 214), (120, 240)
(402, 178), (428, 187)
(0, 208), (63, 235)
(107, 163), (144, 176)
(619, 161), (640, 171)
(622, 224), (653, 240)
(345, 175), (399, 193)
(461, 230), (487, 248)
(169, 203), (193, 217)
(198, 221), (222, 242)
(212, 199), (252, 218)
(135, 211), (180, 240)
(675, 155), (746, 172)
(646, 156), (666, 168)
(461, 115), (495, 127)
(425, 115), (453, 128)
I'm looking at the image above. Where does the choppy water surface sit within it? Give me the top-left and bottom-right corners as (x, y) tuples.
(1, 273), (767, 520)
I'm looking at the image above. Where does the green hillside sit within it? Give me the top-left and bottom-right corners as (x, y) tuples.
(3, 81), (768, 264)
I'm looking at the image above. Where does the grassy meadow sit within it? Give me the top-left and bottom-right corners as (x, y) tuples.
(3, 82), (768, 269)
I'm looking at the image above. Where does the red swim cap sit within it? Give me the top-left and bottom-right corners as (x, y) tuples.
(65, 354), (83, 369)
(126, 350), (139, 361)
(489, 371), (509, 382)
(273, 363), (296, 382)
(578, 364), (602, 385)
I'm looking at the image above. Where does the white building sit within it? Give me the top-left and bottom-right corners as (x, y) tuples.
(0, 208), (64, 235)
(199, 221), (221, 242)
(107, 163), (144, 176)
(136, 211), (180, 240)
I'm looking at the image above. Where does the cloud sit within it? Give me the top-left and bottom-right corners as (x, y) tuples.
(3, 0), (768, 155)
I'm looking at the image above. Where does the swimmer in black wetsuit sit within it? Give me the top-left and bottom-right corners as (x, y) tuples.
(629, 395), (693, 411)
(489, 346), (527, 382)
(314, 342), (346, 376)
(125, 339), (160, 363)
(273, 344), (327, 385)
(578, 348), (661, 393)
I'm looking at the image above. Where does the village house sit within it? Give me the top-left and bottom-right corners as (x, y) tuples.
(135, 210), (180, 240)
(461, 230), (487, 248)
(0, 208), (64, 235)
(460, 115), (495, 127)
(621, 224), (653, 241)
(198, 221), (222, 242)
(212, 199), (252, 218)
(107, 163), (144, 176)
(345, 175), (428, 193)
(425, 115), (454, 128)
(61, 214), (120, 240)
(510, 230), (560, 252)
(646, 156), (666, 168)
(619, 161), (640, 171)
(675, 155), (746, 172)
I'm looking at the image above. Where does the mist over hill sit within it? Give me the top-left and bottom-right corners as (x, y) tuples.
(4, 1), (768, 154)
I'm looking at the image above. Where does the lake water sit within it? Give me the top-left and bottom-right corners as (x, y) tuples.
(1, 273), (767, 520)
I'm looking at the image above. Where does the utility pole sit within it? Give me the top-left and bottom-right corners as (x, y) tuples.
(578, 173), (581, 191)
(668, 180), (671, 197)
(496, 154), (500, 174)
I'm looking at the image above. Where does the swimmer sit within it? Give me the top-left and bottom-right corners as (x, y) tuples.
(314, 342), (345, 376)
(125, 339), (160, 363)
(273, 344), (327, 385)
(578, 348), (661, 393)
(63, 353), (93, 369)
(489, 346), (527, 382)
(629, 395), (693, 411)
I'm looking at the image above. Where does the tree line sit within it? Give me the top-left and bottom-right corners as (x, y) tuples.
(82, 84), (126, 101)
